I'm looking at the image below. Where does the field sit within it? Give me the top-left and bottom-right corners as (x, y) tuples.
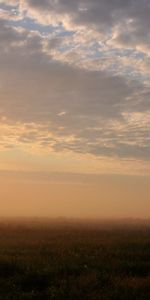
(0, 218), (150, 300)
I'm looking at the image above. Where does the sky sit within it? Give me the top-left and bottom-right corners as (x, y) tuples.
(0, 0), (149, 218)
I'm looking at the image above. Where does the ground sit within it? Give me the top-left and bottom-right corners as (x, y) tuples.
(0, 218), (150, 299)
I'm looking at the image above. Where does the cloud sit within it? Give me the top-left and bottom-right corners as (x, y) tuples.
(17, 0), (150, 54)
(0, 21), (137, 118)
(1, 1), (150, 53)
(0, 1), (149, 175)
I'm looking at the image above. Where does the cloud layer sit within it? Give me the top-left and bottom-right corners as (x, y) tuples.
(0, 0), (149, 175)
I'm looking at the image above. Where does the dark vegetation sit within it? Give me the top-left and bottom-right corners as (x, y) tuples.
(0, 218), (150, 299)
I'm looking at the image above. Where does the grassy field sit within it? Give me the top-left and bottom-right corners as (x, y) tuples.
(0, 218), (150, 300)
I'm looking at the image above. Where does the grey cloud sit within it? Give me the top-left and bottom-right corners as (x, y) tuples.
(0, 20), (25, 46)
(0, 21), (137, 121)
(1, 1), (150, 53)
(51, 121), (150, 161)
(26, 0), (132, 25)
(0, 12), (149, 162)
(24, 0), (150, 51)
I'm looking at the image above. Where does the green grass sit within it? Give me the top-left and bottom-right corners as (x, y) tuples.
(0, 219), (150, 299)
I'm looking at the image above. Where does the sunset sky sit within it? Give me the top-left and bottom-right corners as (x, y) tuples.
(0, 0), (149, 218)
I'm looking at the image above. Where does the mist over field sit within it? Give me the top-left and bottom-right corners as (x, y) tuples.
(0, 173), (150, 219)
